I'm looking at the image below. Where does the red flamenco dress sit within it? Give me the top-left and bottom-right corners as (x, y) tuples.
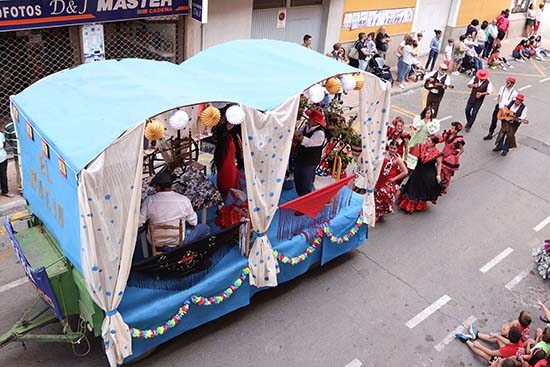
(399, 145), (443, 213)
(441, 130), (465, 191)
(216, 136), (245, 202)
(386, 126), (410, 158)
(374, 155), (402, 220)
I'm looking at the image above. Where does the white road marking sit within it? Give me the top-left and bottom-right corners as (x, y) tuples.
(534, 216), (550, 232)
(539, 77), (550, 83)
(405, 295), (451, 329)
(518, 85), (532, 91)
(505, 264), (536, 290)
(344, 359), (363, 367)
(0, 277), (28, 294)
(439, 115), (453, 122)
(480, 247), (514, 273)
(434, 315), (477, 352)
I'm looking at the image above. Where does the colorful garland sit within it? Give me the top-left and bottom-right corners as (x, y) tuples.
(274, 229), (324, 265)
(191, 266), (250, 306)
(130, 266), (250, 339)
(324, 211), (364, 244)
(130, 302), (190, 339)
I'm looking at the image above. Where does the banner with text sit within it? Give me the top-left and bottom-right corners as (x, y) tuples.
(0, 0), (189, 32)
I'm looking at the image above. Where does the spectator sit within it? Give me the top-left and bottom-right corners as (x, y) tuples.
(328, 43), (349, 64)
(466, 19), (480, 39)
(476, 20), (489, 56)
(0, 125), (15, 198)
(522, 327), (550, 366)
(526, 3), (537, 37)
(398, 37), (416, 89)
(496, 10), (510, 45)
(533, 35), (548, 61)
(348, 33), (364, 68)
(365, 32), (378, 58)
(488, 46), (512, 70)
(535, 3), (545, 35)
(426, 29), (442, 71)
(455, 326), (523, 364)
(513, 39), (530, 63)
(486, 19), (499, 58)
(4, 121), (21, 193)
(454, 35), (468, 75)
(354, 32), (371, 71)
(444, 38), (456, 74)
(375, 26), (391, 59)
(464, 34), (483, 72)
(302, 34), (312, 49)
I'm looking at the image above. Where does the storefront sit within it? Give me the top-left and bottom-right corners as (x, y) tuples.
(0, 1), (188, 125)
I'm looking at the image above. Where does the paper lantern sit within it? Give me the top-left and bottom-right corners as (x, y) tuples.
(307, 84), (325, 103)
(353, 73), (365, 90)
(325, 77), (342, 94)
(226, 105), (245, 125)
(144, 119), (164, 141)
(341, 74), (356, 92)
(168, 110), (190, 130)
(200, 105), (221, 127)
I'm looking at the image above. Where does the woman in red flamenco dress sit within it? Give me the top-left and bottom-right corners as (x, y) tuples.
(374, 140), (409, 222)
(399, 135), (444, 213)
(212, 120), (245, 202)
(386, 116), (410, 159)
(441, 122), (465, 193)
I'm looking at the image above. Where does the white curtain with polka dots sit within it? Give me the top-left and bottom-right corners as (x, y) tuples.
(241, 96), (300, 287)
(359, 73), (392, 227)
(78, 123), (145, 366)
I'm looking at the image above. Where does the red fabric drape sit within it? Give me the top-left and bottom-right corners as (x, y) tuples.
(279, 174), (356, 218)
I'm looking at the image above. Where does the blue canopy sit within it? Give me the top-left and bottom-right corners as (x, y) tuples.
(12, 39), (358, 171)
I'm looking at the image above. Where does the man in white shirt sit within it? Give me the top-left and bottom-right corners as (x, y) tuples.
(425, 63), (452, 118)
(465, 69), (493, 132)
(293, 109), (326, 198)
(493, 94), (528, 156)
(486, 20), (499, 57)
(484, 76), (518, 140)
(139, 171), (210, 245)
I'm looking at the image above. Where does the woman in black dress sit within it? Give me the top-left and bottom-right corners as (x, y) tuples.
(399, 135), (444, 213)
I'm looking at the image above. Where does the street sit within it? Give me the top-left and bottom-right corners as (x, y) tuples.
(1, 28), (550, 367)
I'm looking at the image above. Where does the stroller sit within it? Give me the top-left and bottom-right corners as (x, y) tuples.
(368, 54), (393, 84)
(408, 63), (427, 82)
(458, 54), (477, 75)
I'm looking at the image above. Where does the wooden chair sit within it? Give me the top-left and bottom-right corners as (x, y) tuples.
(149, 219), (184, 256)
(169, 130), (206, 173)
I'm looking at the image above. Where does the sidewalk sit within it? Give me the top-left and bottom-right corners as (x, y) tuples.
(0, 157), (26, 216)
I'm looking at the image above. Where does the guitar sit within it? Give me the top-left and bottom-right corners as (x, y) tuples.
(497, 107), (517, 121)
(424, 77), (455, 91)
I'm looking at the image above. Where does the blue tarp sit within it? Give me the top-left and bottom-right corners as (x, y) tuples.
(12, 39), (357, 172)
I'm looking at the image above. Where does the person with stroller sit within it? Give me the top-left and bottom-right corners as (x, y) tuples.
(425, 63), (452, 118)
(398, 37), (416, 89)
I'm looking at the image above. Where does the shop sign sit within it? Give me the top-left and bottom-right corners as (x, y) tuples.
(191, 0), (207, 24)
(0, 0), (189, 32)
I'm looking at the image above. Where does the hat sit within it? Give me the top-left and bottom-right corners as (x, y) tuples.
(516, 93), (525, 100)
(476, 69), (489, 80)
(439, 63), (448, 70)
(305, 109), (327, 126)
(151, 171), (172, 186)
(506, 76), (517, 83)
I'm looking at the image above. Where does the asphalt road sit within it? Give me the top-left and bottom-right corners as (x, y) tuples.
(2, 27), (550, 367)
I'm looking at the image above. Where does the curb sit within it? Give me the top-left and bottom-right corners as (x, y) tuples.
(0, 197), (27, 217)
(391, 81), (424, 96)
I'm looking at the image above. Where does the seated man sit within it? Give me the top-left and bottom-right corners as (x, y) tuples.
(139, 171), (211, 246)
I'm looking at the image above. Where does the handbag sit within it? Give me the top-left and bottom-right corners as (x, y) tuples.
(348, 41), (359, 60)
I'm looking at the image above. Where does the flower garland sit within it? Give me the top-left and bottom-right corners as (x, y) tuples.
(130, 302), (190, 339)
(533, 239), (550, 280)
(324, 212), (363, 244)
(130, 266), (250, 339)
(191, 266), (250, 306)
(274, 229), (324, 265)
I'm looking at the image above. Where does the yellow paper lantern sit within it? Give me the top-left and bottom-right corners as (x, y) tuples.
(353, 73), (365, 90)
(200, 105), (221, 127)
(325, 77), (342, 94)
(144, 119), (164, 141)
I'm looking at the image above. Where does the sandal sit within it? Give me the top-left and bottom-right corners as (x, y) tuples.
(540, 316), (550, 323)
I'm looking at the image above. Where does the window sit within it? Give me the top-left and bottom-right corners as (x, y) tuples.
(253, 0), (285, 10)
(290, 0), (322, 6)
(510, 0), (530, 13)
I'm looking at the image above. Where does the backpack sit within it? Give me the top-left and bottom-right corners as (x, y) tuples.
(348, 41), (359, 60)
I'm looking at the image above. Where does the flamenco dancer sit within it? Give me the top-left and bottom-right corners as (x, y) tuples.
(387, 116), (410, 160)
(399, 135), (444, 213)
(212, 111), (245, 201)
(441, 122), (465, 193)
(374, 140), (408, 222)
(405, 107), (440, 170)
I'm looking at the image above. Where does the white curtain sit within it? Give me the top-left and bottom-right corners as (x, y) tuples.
(79, 123), (145, 366)
(359, 74), (392, 227)
(242, 96), (300, 287)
